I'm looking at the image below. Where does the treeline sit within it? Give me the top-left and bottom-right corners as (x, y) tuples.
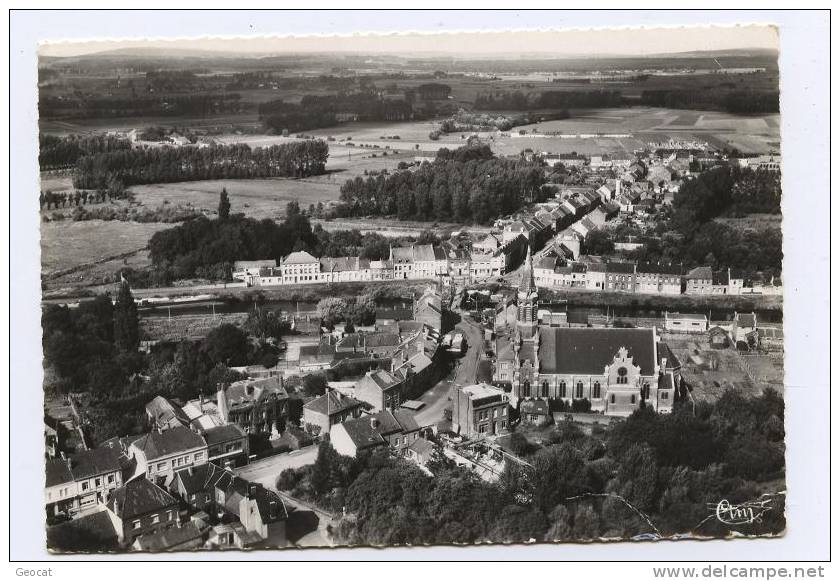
(622, 167), (783, 276)
(39, 93), (243, 120)
(639, 90), (779, 114)
(336, 146), (546, 224)
(39, 134), (132, 171)
(277, 390), (784, 545)
(474, 90), (624, 111)
(73, 140), (329, 189)
(439, 110), (531, 133)
(148, 200), (317, 282)
(671, 166), (781, 235)
(259, 92), (413, 133)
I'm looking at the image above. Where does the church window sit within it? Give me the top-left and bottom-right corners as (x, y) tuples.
(617, 367), (628, 384)
(541, 381), (549, 398)
(610, 394), (616, 404)
(593, 382), (601, 399)
(559, 381), (566, 398)
(575, 382), (584, 398)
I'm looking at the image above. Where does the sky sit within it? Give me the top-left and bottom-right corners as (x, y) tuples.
(39, 25), (778, 58)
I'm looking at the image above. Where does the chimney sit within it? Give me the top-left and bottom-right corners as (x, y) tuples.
(370, 416), (379, 430)
(248, 483), (258, 498)
(661, 357), (668, 373)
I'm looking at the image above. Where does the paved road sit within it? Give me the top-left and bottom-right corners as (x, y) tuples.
(234, 445), (319, 489)
(412, 316), (486, 427)
(233, 446), (333, 547)
(454, 318), (485, 387)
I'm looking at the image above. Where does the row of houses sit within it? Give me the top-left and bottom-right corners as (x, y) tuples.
(48, 460), (287, 551)
(534, 256), (782, 297)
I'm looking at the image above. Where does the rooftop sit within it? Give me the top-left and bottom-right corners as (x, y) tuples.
(202, 424), (247, 447)
(303, 391), (365, 416)
(538, 327), (657, 376)
(130, 426), (206, 461)
(108, 477), (178, 520)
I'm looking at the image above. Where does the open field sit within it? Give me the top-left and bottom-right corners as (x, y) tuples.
(127, 178), (339, 221)
(40, 220), (170, 282)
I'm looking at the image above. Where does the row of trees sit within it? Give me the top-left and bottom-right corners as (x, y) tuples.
(72, 140), (329, 189)
(640, 90), (779, 114)
(277, 389), (784, 545)
(259, 92), (414, 133)
(474, 90), (624, 111)
(335, 147), (546, 224)
(39, 134), (132, 170)
(39, 93), (243, 120)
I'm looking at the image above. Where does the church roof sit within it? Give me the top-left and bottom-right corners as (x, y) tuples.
(537, 327), (657, 376)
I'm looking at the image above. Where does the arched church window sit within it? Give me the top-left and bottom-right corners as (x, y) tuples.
(541, 381), (549, 398)
(575, 382), (584, 399)
(593, 382), (601, 399)
(523, 380), (531, 398)
(559, 381), (566, 398)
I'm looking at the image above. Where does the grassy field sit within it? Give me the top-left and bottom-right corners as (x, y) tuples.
(40, 220), (171, 295)
(127, 178), (339, 221)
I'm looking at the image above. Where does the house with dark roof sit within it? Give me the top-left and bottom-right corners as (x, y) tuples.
(131, 519), (207, 552)
(106, 477), (180, 546)
(170, 463), (287, 548)
(45, 446), (126, 520)
(354, 369), (405, 412)
(731, 312), (759, 347)
(129, 426), (208, 486)
(217, 377), (289, 436)
(330, 409), (421, 458)
(520, 399), (552, 425)
(145, 396), (190, 432)
(302, 391), (366, 435)
(413, 287), (443, 332)
(47, 509), (120, 552)
(203, 424), (249, 468)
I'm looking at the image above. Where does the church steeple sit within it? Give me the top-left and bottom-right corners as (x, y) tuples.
(516, 245), (538, 339)
(519, 245), (536, 298)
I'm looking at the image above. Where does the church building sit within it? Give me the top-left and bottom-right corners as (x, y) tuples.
(494, 247), (678, 417)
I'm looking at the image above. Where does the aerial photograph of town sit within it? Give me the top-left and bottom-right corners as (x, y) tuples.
(36, 23), (788, 553)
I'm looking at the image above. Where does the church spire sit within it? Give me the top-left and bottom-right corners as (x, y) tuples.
(519, 245), (536, 296)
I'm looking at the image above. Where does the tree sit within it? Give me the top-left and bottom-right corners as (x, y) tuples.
(508, 432), (533, 457)
(113, 280), (139, 352)
(218, 188), (231, 219)
(202, 324), (250, 366)
(302, 373), (328, 397)
(317, 297), (348, 327)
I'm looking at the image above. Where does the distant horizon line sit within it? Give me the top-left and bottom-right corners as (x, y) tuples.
(41, 46), (779, 60)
